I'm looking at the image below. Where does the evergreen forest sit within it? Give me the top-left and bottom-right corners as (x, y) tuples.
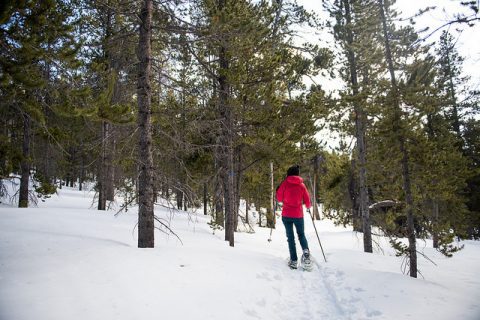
(1, 0), (479, 278)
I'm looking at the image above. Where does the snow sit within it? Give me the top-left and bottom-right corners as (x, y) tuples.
(1, 187), (479, 320)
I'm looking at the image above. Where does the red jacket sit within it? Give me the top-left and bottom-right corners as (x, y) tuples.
(276, 176), (311, 218)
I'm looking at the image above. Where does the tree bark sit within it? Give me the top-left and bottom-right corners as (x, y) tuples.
(137, 0), (155, 248)
(176, 189), (183, 210)
(204, 181), (208, 216)
(99, 5), (119, 205)
(79, 148), (84, 191)
(183, 192), (187, 211)
(19, 115), (31, 208)
(344, 0), (372, 252)
(218, 0), (234, 247)
(105, 126), (115, 201)
(432, 200), (439, 248)
(220, 87), (235, 246)
(97, 122), (107, 210)
(98, 123), (115, 204)
(266, 161), (275, 228)
(349, 159), (362, 232)
(69, 146), (76, 188)
(257, 201), (262, 227)
(379, 0), (417, 277)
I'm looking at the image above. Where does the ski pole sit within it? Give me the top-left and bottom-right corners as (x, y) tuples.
(308, 208), (327, 263)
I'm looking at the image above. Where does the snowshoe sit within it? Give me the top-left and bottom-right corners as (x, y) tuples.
(288, 259), (298, 270)
(301, 249), (313, 272)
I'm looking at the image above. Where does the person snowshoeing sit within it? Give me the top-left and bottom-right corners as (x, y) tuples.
(276, 165), (312, 270)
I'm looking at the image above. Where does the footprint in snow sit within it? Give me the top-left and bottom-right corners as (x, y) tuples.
(255, 298), (266, 307)
(256, 271), (272, 281)
(367, 310), (382, 317)
(244, 308), (261, 319)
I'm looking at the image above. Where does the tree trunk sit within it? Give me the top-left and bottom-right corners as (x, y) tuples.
(221, 109), (235, 246)
(183, 192), (187, 211)
(42, 134), (51, 183)
(349, 159), (362, 232)
(215, 188), (224, 226)
(176, 189), (183, 210)
(218, 0), (234, 247)
(344, 0), (372, 252)
(97, 121), (107, 210)
(137, 0), (155, 249)
(99, 6), (118, 205)
(105, 126), (115, 201)
(257, 201), (262, 227)
(204, 181), (208, 216)
(267, 161), (275, 228)
(98, 122), (115, 203)
(79, 151), (84, 191)
(432, 200), (439, 248)
(69, 147), (76, 188)
(19, 115), (31, 208)
(379, 0), (417, 277)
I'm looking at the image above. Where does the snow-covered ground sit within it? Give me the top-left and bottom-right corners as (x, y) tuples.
(1, 186), (479, 320)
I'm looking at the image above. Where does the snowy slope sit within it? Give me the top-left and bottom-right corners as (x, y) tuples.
(0, 187), (479, 320)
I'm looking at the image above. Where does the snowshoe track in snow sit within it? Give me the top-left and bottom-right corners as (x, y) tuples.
(247, 257), (382, 320)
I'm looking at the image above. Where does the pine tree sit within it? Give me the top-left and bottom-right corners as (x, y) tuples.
(0, 0), (79, 207)
(435, 31), (469, 142)
(464, 119), (480, 239)
(74, 0), (138, 210)
(433, 30), (479, 241)
(328, 0), (382, 253)
(137, 0), (155, 248)
(402, 55), (470, 254)
(376, 0), (420, 277)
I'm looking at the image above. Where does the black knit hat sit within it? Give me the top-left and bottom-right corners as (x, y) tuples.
(287, 165), (300, 176)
